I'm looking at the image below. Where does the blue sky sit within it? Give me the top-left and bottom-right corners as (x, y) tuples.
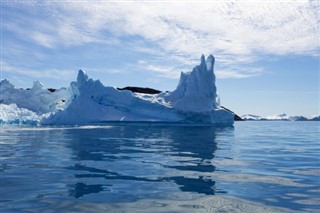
(1, 1), (319, 116)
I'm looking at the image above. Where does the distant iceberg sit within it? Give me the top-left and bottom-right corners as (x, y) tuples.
(0, 55), (234, 125)
(241, 113), (319, 121)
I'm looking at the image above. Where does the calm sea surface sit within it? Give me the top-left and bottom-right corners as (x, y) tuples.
(1, 122), (319, 212)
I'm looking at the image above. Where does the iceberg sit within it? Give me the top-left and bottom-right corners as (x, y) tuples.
(0, 79), (69, 114)
(241, 113), (320, 121)
(241, 114), (264, 121)
(0, 104), (40, 125)
(0, 55), (234, 125)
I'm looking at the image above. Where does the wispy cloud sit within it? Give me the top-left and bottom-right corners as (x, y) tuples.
(1, 61), (76, 81)
(3, 1), (319, 79)
(216, 67), (265, 79)
(137, 60), (180, 79)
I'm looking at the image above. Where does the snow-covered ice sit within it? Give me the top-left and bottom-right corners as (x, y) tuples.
(0, 55), (234, 125)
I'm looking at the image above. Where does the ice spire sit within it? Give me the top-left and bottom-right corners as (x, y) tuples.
(166, 54), (218, 112)
(77, 69), (89, 86)
(206, 55), (215, 73)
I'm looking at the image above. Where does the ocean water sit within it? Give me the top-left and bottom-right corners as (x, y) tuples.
(1, 121), (319, 212)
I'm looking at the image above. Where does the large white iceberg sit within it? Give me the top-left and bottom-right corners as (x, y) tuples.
(0, 55), (234, 125)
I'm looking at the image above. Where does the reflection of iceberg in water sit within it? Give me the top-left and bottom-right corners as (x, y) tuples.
(165, 127), (221, 195)
(68, 182), (104, 199)
(64, 125), (234, 198)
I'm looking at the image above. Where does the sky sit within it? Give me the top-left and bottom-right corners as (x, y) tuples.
(1, 0), (319, 116)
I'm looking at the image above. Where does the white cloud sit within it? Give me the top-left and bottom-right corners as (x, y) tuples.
(31, 32), (56, 48)
(3, 1), (319, 79)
